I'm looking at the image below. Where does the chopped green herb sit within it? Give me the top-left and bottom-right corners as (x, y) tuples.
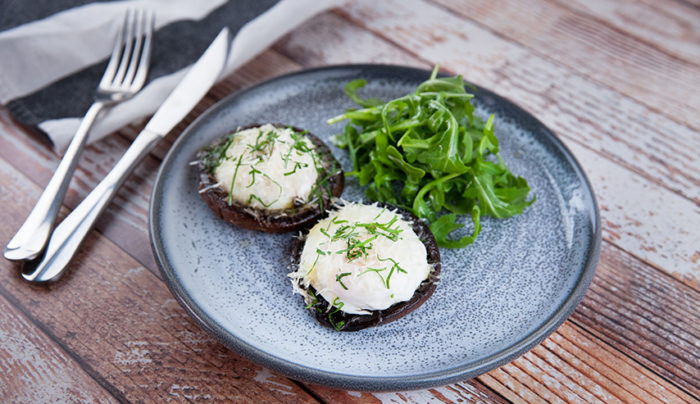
(283, 160), (308, 176)
(304, 289), (319, 310)
(246, 166), (261, 188)
(335, 272), (351, 290)
(329, 297), (346, 331)
(358, 267), (387, 285)
(247, 193), (273, 208)
(227, 154), (245, 205)
(378, 255), (407, 288)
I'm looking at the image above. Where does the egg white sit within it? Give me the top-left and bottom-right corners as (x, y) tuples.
(214, 124), (319, 210)
(291, 203), (432, 315)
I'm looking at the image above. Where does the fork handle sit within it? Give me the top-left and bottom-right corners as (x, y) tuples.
(4, 101), (106, 261)
(22, 129), (162, 282)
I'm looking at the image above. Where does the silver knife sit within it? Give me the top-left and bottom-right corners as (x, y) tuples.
(23, 28), (231, 282)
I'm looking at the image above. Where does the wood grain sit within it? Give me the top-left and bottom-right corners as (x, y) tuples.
(498, 323), (695, 403)
(0, 293), (117, 403)
(430, 0), (700, 130)
(0, 2), (698, 401)
(306, 379), (509, 404)
(2, 94), (696, 404)
(555, 0), (700, 63)
(572, 243), (700, 396)
(331, 1), (700, 205)
(0, 157), (320, 403)
(273, 8), (700, 287)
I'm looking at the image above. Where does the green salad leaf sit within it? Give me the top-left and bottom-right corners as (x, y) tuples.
(328, 65), (535, 248)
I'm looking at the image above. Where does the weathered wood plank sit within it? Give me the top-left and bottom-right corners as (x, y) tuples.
(554, 0), (700, 63)
(572, 243), (700, 396)
(273, 14), (426, 69)
(567, 141), (699, 289)
(430, 0), (700, 130)
(334, 1), (700, 205)
(500, 322), (695, 403)
(306, 380), (508, 403)
(0, 8), (697, 402)
(273, 8), (700, 287)
(0, 157), (319, 403)
(480, 370), (540, 403)
(0, 293), (117, 403)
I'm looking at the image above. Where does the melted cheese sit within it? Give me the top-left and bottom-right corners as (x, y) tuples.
(291, 203), (432, 315)
(214, 124), (319, 211)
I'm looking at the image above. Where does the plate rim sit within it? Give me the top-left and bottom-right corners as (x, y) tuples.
(149, 64), (601, 391)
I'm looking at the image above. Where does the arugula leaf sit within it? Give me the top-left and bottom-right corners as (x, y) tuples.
(429, 206), (481, 248)
(344, 79), (384, 108)
(328, 66), (534, 248)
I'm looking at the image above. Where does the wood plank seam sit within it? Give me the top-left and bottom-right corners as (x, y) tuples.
(448, 382), (511, 403)
(289, 381), (327, 404)
(537, 339), (632, 403)
(477, 373), (530, 404)
(512, 352), (591, 403)
(530, 345), (618, 403)
(0, 282), (129, 403)
(585, 272), (700, 337)
(672, 0), (700, 12)
(559, 323), (686, 403)
(567, 318), (698, 402)
(585, 279), (700, 356)
(499, 361), (564, 403)
(577, 295), (700, 386)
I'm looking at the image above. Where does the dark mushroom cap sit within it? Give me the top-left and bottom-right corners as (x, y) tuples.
(197, 124), (344, 233)
(290, 203), (441, 331)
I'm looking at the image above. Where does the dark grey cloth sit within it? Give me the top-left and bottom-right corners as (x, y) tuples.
(2, 0), (278, 129)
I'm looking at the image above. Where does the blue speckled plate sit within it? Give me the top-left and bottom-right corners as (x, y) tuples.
(150, 65), (600, 391)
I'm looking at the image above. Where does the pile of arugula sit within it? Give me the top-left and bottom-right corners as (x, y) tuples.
(328, 66), (534, 248)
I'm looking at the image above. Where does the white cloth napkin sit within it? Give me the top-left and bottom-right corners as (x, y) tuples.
(0, 0), (342, 152)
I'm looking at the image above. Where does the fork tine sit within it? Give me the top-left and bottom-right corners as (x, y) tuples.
(112, 9), (137, 86)
(121, 9), (145, 88)
(99, 10), (129, 88)
(131, 10), (155, 91)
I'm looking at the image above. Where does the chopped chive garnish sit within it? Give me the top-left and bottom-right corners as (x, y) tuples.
(227, 154), (245, 205)
(328, 297), (346, 331)
(335, 272), (351, 290)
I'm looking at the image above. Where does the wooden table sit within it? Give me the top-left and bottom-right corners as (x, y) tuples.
(1, 0), (698, 402)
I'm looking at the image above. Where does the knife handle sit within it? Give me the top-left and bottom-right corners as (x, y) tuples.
(22, 129), (161, 282)
(4, 102), (106, 261)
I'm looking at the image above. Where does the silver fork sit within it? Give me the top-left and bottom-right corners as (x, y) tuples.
(4, 9), (155, 261)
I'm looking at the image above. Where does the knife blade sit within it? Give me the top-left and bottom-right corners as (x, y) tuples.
(22, 28), (231, 283)
(145, 28), (230, 136)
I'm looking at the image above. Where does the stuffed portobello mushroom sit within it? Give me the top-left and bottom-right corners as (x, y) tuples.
(289, 202), (441, 331)
(198, 124), (344, 233)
